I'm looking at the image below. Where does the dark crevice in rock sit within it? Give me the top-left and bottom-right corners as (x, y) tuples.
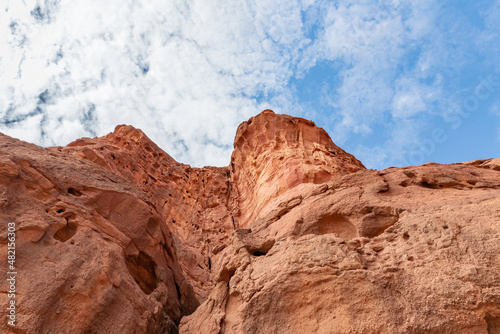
(174, 281), (181, 300)
(486, 313), (500, 334)
(54, 221), (77, 242)
(162, 242), (174, 261)
(126, 251), (158, 294)
(67, 187), (82, 196)
(418, 181), (443, 189)
(252, 250), (267, 257)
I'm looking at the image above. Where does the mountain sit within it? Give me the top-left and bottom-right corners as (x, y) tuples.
(1, 110), (499, 333)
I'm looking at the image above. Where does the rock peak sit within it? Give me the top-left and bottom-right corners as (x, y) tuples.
(231, 110), (365, 227)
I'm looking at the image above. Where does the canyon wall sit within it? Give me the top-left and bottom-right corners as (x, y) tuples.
(0, 110), (499, 333)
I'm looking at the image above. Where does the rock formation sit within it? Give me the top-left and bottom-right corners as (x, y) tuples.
(230, 109), (365, 228)
(0, 110), (499, 333)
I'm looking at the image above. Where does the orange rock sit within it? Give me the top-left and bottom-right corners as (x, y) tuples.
(0, 110), (499, 334)
(181, 162), (500, 334)
(52, 124), (237, 302)
(0, 133), (197, 334)
(230, 110), (365, 228)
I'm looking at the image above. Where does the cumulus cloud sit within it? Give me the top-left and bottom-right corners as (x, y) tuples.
(0, 0), (499, 168)
(0, 0), (313, 166)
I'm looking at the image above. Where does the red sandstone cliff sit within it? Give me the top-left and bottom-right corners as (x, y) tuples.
(0, 110), (499, 333)
(230, 110), (365, 229)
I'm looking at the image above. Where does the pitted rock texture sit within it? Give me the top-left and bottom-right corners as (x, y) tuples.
(181, 164), (500, 333)
(0, 110), (499, 334)
(51, 125), (237, 301)
(0, 133), (198, 334)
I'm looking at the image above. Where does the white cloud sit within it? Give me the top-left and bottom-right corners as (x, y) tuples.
(297, 0), (499, 167)
(0, 0), (498, 169)
(391, 77), (443, 119)
(310, 1), (442, 135)
(0, 0), (312, 166)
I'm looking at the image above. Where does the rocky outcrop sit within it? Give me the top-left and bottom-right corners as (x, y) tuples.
(0, 132), (198, 334)
(230, 110), (365, 228)
(1, 110), (499, 333)
(181, 163), (500, 333)
(53, 125), (237, 301)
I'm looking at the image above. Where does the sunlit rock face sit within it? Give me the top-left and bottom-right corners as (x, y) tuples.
(230, 110), (365, 228)
(1, 110), (499, 334)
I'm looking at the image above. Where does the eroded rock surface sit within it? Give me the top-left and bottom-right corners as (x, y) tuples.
(230, 109), (365, 228)
(0, 132), (198, 334)
(53, 125), (237, 301)
(181, 163), (500, 333)
(0, 110), (499, 334)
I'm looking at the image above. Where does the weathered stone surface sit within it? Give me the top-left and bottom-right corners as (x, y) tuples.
(1, 110), (499, 334)
(230, 110), (365, 228)
(0, 133), (198, 334)
(181, 163), (500, 333)
(53, 125), (237, 301)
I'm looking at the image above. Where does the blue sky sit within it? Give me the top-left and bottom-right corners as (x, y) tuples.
(0, 0), (499, 169)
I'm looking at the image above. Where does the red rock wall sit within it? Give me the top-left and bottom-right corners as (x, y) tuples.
(55, 125), (238, 301)
(181, 162), (500, 334)
(1, 110), (499, 334)
(0, 133), (197, 333)
(230, 110), (365, 228)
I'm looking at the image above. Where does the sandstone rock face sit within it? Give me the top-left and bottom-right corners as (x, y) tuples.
(230, 110), (365, 228)
(53, 125), (237, 301)
(181, 163), (500, 333)
(1, 110), (499, 334)
(0, 132), (198, 334)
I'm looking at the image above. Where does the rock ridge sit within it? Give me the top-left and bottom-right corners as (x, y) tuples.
(0, 110), (499, 334)
(230, 110), (365, 228)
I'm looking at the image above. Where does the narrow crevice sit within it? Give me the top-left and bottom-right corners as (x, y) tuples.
(126, 251), (158, 295)
(174, 281), (181, 300)
(67, 187), (82, 196)
(252, 250), (267, 257)
(418, 181), (442, 189)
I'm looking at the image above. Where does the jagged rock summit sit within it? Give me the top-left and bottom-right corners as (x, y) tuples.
(231, 110), (365, 228)
(0, 110), (499, 334)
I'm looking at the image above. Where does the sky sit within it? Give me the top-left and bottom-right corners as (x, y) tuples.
(1, 0), (499, 169)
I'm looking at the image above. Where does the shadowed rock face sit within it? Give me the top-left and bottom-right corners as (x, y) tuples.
(1, 110), (499, 334)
